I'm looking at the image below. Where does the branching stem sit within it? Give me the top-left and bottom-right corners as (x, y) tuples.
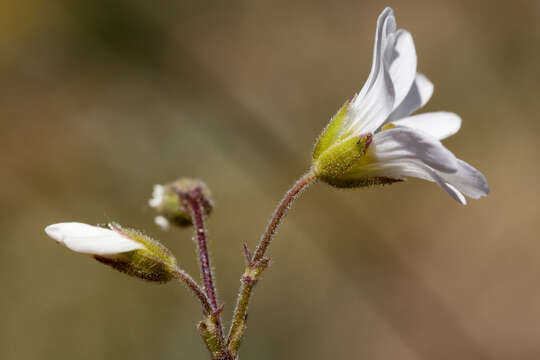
(226, 170), (316, 357)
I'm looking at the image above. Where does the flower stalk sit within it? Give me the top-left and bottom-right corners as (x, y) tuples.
(251, 171), (316, 263)
(226, 171), (316, 357)
(177, 186), (230, 359)
(179, 188), (220, 310)
(173, 267), (213, 316)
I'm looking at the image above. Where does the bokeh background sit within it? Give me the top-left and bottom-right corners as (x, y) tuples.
(1, 0), (539, 359)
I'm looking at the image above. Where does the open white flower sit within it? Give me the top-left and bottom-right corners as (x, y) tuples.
(312, 7), (488, 204)
(45, 222), (144, 255)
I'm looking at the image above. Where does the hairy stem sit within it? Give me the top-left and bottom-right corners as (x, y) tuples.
(252, 171), (316, 262)
(182, 189), (220, 309)
(227, 170), (316, 357)
(173, 267), (213, 316)
(180, 189), (227, 357)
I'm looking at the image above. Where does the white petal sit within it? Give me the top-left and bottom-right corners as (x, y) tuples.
(387, 30), (417, 111)
(387, 73), (434, 122)
(440, 182), (467, 204)
(154, 216), (170, 231)
(397, 160), (487, 204)
(436, 159), (489, 199)
(427, 167), (467, 204)
(345, 147), (487, 204)
(371, 127), (458, 172)
(446, 184), (467, 204)
(357, 7), (395, 99)
(341, 128), (487, 204)
(398, 163), (475, 205)
(349, 159), (468, 204)
(347, 8), (418, 135)
(348, 65), (395, 135)
(346, 8), (396, 135)
(45, 222), (144, 256)
(149, 184), (164, 208)
(389, 112), (462, 140)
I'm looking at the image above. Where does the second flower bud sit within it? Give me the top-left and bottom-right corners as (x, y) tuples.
(149, 178), (214, 230)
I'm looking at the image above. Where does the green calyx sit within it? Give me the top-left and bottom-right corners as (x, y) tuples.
(156, 178), (214, 227)
(313, 132), (373, 185)
(312, 101), (402, 188)
(313, 100), (350, 161)
(93, 223), (178, 283)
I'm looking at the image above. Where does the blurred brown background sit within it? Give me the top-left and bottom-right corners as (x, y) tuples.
(1, 0), (539, 359)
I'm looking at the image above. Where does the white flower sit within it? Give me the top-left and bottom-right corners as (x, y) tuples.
(312, 7), (488, 204)
(45, 222), (144, 256)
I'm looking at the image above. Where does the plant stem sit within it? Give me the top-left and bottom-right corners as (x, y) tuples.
(173, 267), (213, 316)
(226, 170), (316, 357)
(252, 170), (316, 263)
(180, 188), (227, 357)
(175, 265), (229, 360)
(182, 189), (220, 309)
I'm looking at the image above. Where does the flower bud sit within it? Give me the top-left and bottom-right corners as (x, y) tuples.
(149, 178), (214, 229)
(45, 222), (177, 282)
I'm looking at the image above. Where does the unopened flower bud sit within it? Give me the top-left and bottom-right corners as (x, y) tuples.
(149, 178), (214, 229)
(45, 222), (177, 282)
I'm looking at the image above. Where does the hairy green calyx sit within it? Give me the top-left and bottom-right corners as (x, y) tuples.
(94, 223), (178, 283)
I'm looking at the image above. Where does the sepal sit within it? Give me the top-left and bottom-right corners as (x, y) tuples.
(313, 101), (350, 161)
(313, 133), (372, 185)
(95, 223), (178, 283)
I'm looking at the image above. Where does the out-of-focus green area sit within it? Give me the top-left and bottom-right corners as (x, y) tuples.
(1, 0), (539, 359)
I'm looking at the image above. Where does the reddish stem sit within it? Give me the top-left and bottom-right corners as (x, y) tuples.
(182, 189), (219, 309)
(180, 189), (227, 355)
(173, 267), (213, 316)
(251, 171), (316, 263)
